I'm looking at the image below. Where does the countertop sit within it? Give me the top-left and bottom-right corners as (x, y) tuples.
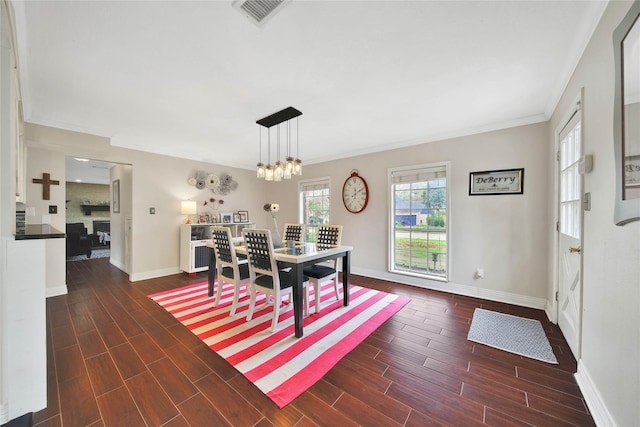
(15, 224), (65, 240)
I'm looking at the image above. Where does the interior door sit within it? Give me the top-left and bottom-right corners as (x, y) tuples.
(557, 111), (583, 358)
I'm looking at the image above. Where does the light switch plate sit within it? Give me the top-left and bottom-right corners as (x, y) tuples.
(584, 192), (591, 211)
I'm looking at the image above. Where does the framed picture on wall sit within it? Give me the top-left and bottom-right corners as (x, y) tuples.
(469, 168), (524, 195)
(112, 179), (120, 213)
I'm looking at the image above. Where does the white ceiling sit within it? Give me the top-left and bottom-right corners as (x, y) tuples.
(13, 1), (607, 171)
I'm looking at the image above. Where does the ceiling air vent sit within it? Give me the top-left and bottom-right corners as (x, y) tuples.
(232, 0), (290, 27)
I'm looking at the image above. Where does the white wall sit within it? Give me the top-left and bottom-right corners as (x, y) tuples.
(276, 122), (550, 308)
(549, 2), (640, 425)
(109, 163), (131, 274)
(25, 146), (66, 297)
(24, 123), (273, 282)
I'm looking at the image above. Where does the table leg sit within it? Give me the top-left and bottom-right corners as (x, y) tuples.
(292, 264), (304, 338)
(208, 247), (216, 297)
(342, 251), (350, 306)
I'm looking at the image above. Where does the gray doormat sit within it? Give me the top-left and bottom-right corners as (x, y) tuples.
(467, 308), (558, 364)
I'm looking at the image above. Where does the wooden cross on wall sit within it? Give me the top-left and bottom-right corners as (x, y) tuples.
(32, 173), (60, 200)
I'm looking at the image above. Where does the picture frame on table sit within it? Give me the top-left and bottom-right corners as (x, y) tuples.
(238, 210), (249, 222)
(233, 213), (241, 223)
(221, 212), (233, 223)
(469, 168), (524, 195)
(198, 213), (210, 224)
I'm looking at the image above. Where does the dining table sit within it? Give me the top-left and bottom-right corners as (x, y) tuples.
(207, 240), (353, 338)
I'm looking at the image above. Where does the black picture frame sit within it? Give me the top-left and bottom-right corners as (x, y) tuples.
(469, 168), (524, 195)
(238, 210), (249, 222)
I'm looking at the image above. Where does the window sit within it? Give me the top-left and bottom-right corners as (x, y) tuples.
(389, 162), (449, 280)
(299, 178), (330, 242)
(560, 115), (581, 238)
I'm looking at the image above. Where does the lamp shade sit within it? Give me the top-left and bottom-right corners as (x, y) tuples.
(181, 200), (197, 215)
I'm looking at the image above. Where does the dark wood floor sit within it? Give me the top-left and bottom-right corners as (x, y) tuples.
(32, 257), (594, 427)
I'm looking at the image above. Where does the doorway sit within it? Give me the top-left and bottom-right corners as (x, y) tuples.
(65, 157), (114, 261)
(556, 101), (584, 359)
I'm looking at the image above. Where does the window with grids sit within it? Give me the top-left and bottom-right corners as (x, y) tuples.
(389, 162), (449, 280)
(299, 178), (330, 242)
(560, 116), (581, 238)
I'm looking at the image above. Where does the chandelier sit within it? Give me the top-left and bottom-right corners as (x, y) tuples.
(256, 106), (302, 181)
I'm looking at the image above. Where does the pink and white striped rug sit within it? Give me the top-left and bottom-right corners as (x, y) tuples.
(148, 280), (409, 407)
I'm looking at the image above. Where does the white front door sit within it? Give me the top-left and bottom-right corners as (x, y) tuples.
(557, 112), (583, 358)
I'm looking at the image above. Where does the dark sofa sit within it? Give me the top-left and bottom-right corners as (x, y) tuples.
(66, 223), (92, 258)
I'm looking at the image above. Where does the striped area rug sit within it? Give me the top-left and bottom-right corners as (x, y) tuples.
(148, 280), (409, 407)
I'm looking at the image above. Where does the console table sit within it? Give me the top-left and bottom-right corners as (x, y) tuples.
(180, 222), (255, 274)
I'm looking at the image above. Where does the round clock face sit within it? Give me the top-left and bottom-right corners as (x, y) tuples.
(342, 173), (369, 213)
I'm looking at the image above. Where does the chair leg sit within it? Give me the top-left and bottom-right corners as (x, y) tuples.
(246, 287), (257, 321)
(214, 274), (224, 307)
(271, 294), (280, 331)
(333, 276), (340, 300)
(230, 282), (240, 316)
(314, 281), (321, 314)
(304, 283), (309, 316)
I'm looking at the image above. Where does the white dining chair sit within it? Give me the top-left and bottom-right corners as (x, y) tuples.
(210, 226), (250, 316)
(243, 228), (309, 331)
(303, 225), (343, 313)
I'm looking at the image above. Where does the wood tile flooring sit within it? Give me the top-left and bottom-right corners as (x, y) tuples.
(32, 258), (594, 426)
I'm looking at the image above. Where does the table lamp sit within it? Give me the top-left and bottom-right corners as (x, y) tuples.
(181, 200), (197, 224)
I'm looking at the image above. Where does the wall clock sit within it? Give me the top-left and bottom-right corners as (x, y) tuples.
(342, 170), (369, 213)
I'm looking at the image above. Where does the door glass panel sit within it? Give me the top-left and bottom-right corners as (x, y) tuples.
(560, 120), (581, 238)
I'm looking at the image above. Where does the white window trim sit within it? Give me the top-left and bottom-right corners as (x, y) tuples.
(298, 176), (331, 225)
(388, 161), (451, 282)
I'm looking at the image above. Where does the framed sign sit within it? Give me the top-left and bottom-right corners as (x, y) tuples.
(469, 168), (524, 195)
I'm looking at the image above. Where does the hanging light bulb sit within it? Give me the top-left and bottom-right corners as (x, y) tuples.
(274, 123), (283, 181)
(284, 160), (293, 179)
(256, 127), (265, 178)
(265, 128), (273, 181)
(284, 120), (293, 179)
(293, 116), (302, 176)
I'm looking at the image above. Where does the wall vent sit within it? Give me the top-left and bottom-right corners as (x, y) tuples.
(232, 0), (290, 27)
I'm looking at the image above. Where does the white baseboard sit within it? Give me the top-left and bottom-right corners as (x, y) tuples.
(575, 361), (616, 427)
(351, 267), (548, 310)
(45, 285), (68, 298)
(545, 299), (557, 324)
(109, 258), (128, 275)
(129, 266), (182, 282)
(126, 264), (549, 309)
